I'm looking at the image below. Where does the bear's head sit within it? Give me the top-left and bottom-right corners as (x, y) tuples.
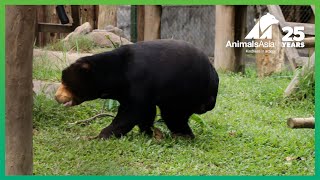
(55, 58), (99, 107)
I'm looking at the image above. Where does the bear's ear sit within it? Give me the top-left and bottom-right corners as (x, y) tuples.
(78, 62), (92, 73)
(80, 62), (90, 70)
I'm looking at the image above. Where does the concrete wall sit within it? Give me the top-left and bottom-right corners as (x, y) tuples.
(161, 6), (215, 57)
(117, 5), (257, 57)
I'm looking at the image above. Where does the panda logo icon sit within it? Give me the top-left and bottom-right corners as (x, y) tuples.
(245, 13), (279, 40)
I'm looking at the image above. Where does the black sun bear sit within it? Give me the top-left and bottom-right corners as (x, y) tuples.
(55, 39), (219, 139)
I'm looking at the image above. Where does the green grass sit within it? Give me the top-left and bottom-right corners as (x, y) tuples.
(44, 35), (97, 53)
(33, 48), (113, 82)
(32, 70), (314, 175)
(33, 53), (63, 82)
(43, 35), (115, 54)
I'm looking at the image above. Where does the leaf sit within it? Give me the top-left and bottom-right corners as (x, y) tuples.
(105, 35), (118, 48)
(190, 114), (207, 128)
(108, 99), (114, 110)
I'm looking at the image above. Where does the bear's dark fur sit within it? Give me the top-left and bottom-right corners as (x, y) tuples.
(56, 40), (219, 139)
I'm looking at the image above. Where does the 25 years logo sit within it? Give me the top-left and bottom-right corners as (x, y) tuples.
(244, 13), (305, 48)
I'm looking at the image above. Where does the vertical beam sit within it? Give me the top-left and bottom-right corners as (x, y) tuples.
(234, 5), (247, 73)
(97, 5), (117, 29)
(137, 5), (145, 41)
(144, 5), (161, 41)
(130, 5), (137, 43)
(214, 5), (236, 71)
(71, 5), (80, 29)
(35, 5), (47, 47)
(5, 5), (36, 175)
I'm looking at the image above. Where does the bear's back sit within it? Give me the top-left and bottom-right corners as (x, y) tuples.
(120, 40), (218, 109)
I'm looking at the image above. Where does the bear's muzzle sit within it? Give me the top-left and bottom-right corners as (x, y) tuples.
(55, 84), (74, 107)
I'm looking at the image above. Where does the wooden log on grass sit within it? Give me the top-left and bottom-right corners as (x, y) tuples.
(287, 117), (315, 129)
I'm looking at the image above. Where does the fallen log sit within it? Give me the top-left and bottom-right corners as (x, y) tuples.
(287, 117), (315, 129)
(303, 37), (315, 48)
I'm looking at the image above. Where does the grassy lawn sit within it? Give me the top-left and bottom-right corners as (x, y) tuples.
(32, 61), (315, 175)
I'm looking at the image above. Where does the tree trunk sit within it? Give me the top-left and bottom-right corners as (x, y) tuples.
(214, 5), (236, 71)
(97, 5), (117, 29)
(5, 6), (36, 175)
(143, 5), (161, 41)
(255, 25), (285, 77)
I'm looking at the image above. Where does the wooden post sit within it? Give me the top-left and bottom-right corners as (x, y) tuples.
(234, 6), (247, 73)
(143, 5), (161, 41)
(214, 5), (236, 71)
(304, 37), (315, 48)
(35, 5), (47, 47)
(45, 5), (60, 43)
(80, 6), (97, 29)
(71, 5), (80, 28)
(287, 117), (315, 129)
(97, 5), (117, 29)
(6, 5), (36, 175)
(137, 5), (145, 41)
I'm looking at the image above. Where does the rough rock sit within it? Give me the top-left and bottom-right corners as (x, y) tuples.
(63, 22), (93, 41)
(87, 31), (132, 48)
(105, 25), (125, 37)
(33, 80), (61, 98)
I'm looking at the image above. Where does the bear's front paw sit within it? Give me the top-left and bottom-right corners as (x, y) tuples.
(98, 128), (113, 140)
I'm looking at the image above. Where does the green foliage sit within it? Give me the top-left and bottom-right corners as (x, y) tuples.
(105, 35), (121, 48)
(288, 66), (315, 103)
(103, 99), (119, 112)
(33, 69), (314, 175)
(190, 114), (207, 128)
(33, 54), (62, 81)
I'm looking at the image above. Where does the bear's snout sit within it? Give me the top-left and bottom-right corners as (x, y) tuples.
(55, 84), (73, 105)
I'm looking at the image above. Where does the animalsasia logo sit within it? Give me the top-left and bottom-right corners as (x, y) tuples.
(226, 13), (305, 51)
(245, 13), (279, 40)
